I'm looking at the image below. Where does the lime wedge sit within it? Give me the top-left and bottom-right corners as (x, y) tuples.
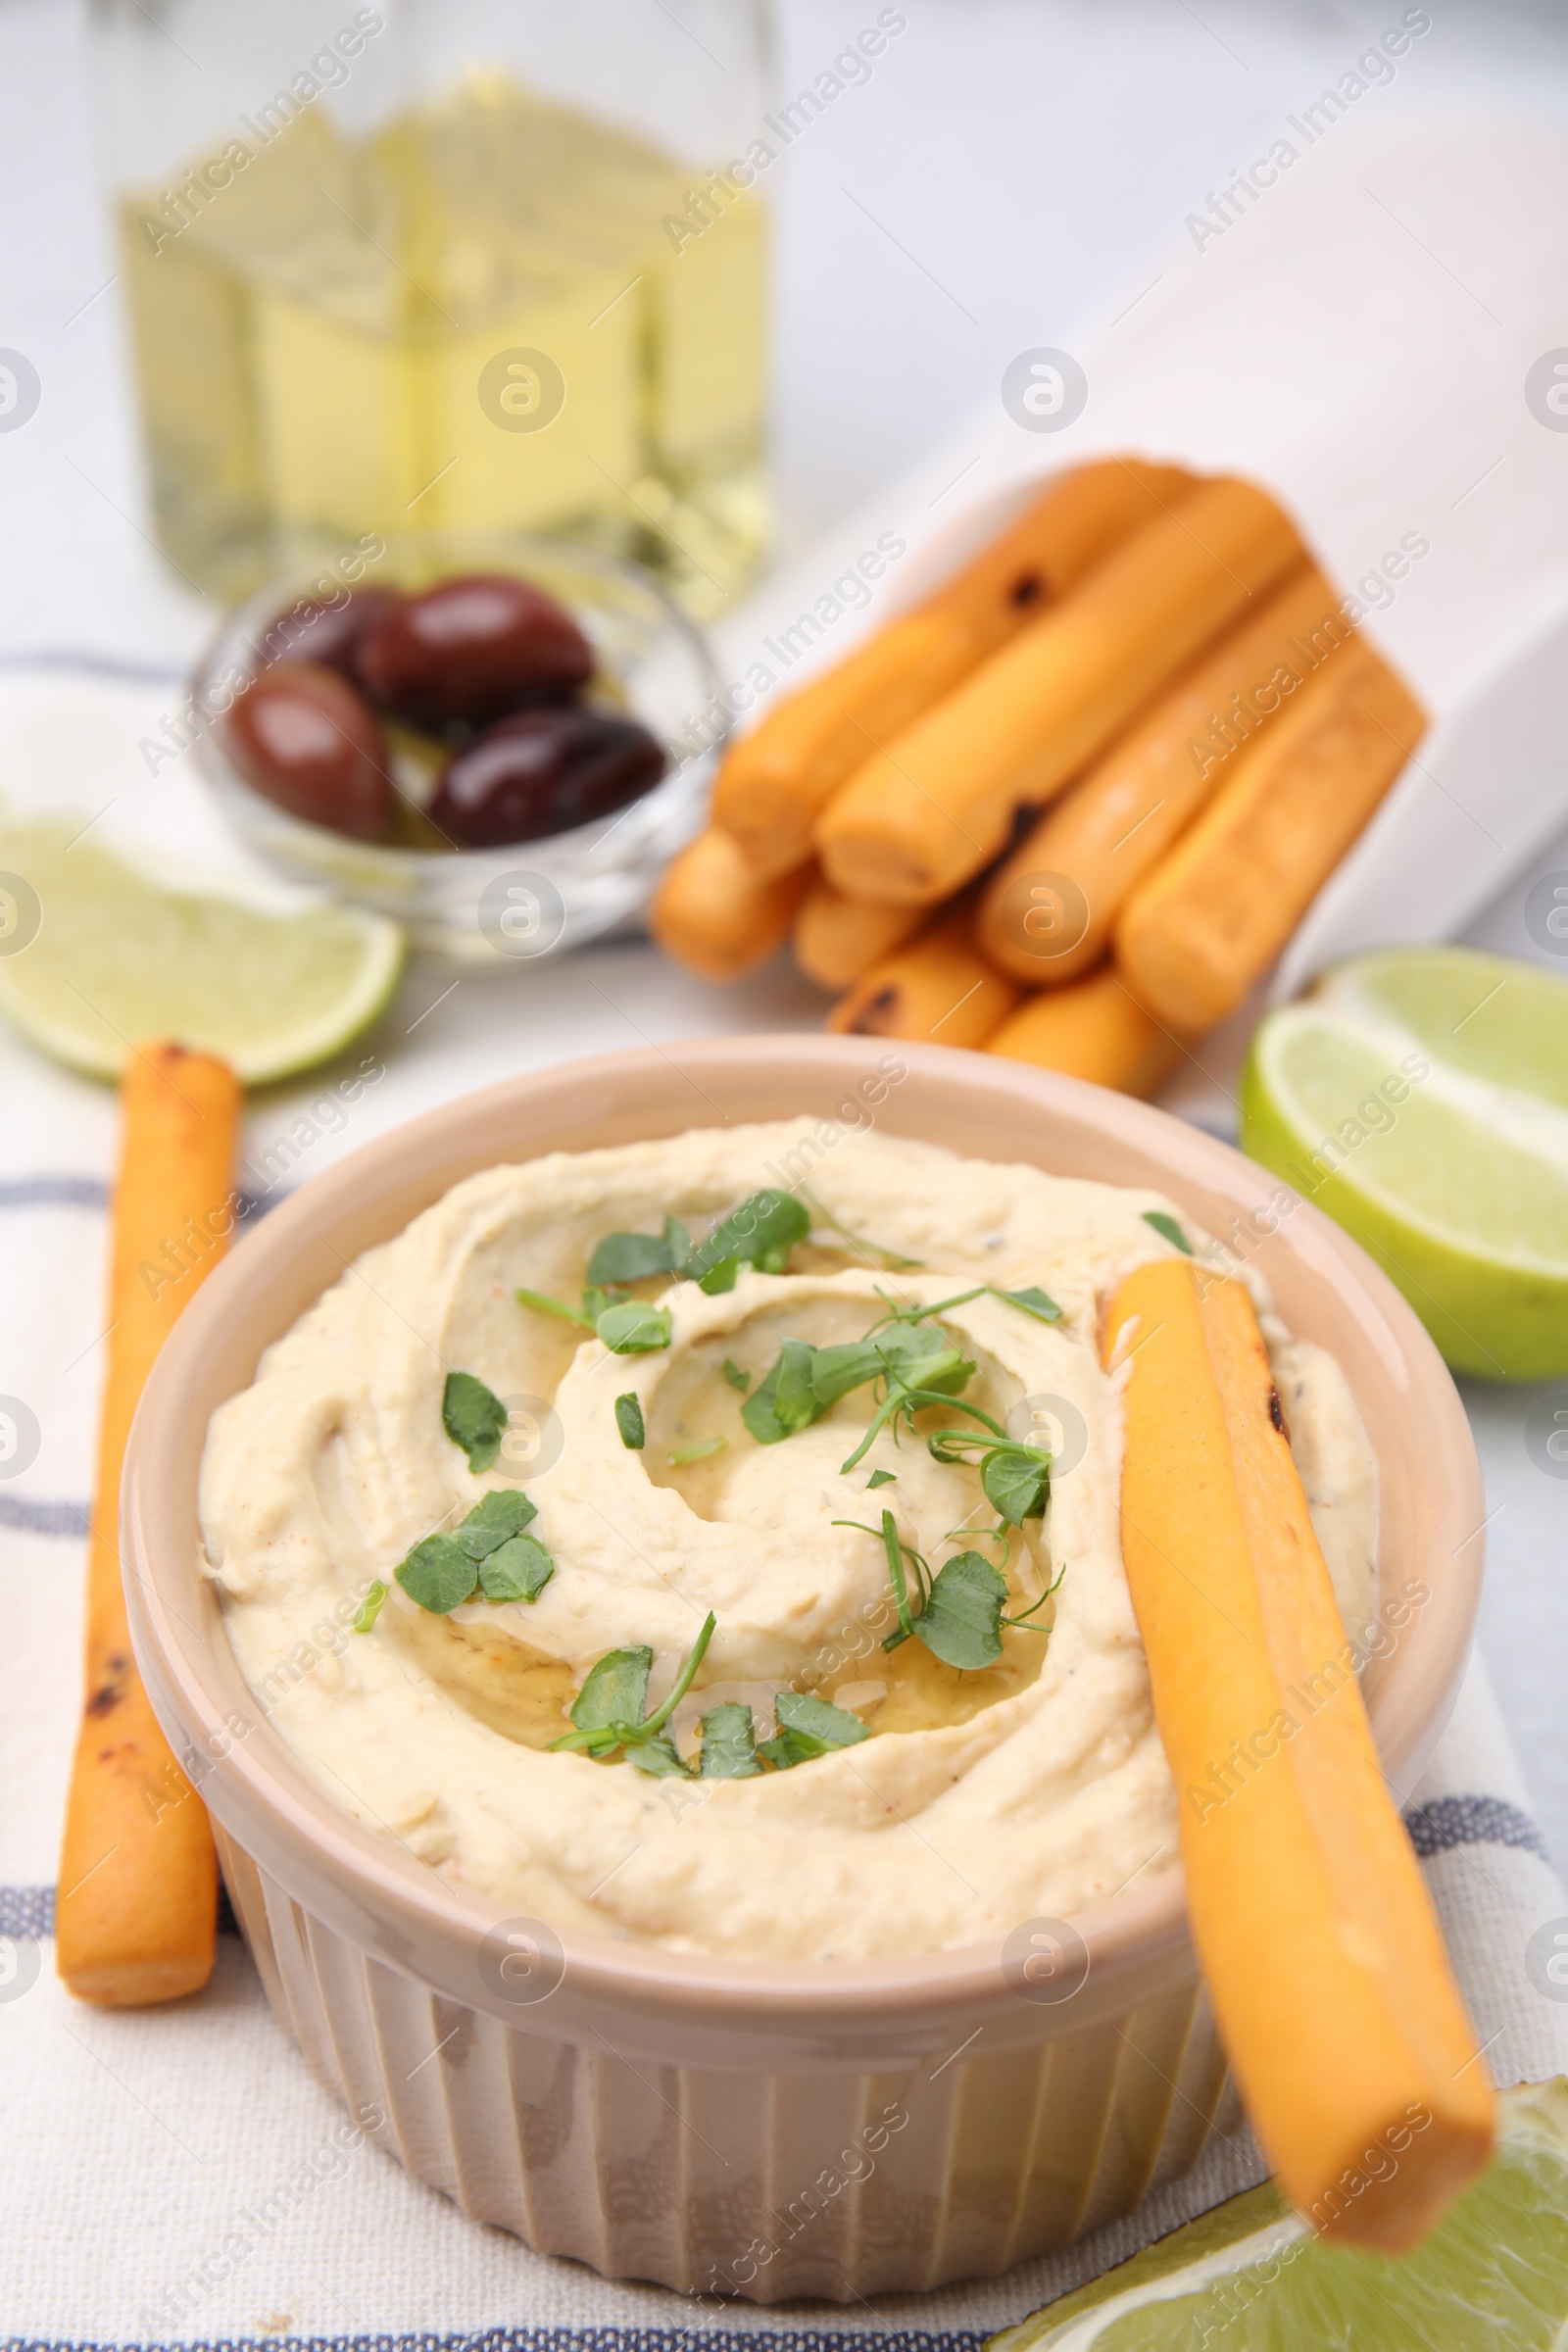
(0, 818), (404, 1084)
(1239, 947), (1568, 1379)
(992, 2080), (1568, 2351)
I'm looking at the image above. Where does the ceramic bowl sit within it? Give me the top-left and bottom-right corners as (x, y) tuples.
(121, 1039), (1485, 2299)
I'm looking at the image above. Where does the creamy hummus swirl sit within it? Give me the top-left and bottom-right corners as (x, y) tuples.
(200, 1119), (1377, 1960)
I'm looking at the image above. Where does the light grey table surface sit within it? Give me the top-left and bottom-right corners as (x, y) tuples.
(0, 0), (1565, 1869)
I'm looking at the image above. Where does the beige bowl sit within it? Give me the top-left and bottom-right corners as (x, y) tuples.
(122, 1038), (1484, 2301)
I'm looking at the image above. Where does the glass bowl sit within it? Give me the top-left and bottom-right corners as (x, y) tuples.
(189, 532), (725, 965)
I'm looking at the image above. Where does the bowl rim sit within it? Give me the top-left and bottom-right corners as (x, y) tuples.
(122, 1036), (1485, 2034)
(187, 527), (727, 876)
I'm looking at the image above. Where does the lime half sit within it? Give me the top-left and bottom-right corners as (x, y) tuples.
(0, 819), (404, 1084)
(992, 2080), (1568, 2352)
(1240, 947), (1568, 1379)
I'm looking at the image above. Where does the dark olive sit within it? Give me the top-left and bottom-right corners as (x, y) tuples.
(354, 573), (594, 727)
(223, 662), (392, 841)
(429, 709), (665, 848)
(260, 588), (398, 675)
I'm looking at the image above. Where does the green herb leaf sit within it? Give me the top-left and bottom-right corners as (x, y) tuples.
(866, 1468), (897, 1489)
(453, 1488), (538, 1558)
(568, 1645), (653, 1737)
(628, 1735), (692, 1778)
(741, 1338), (822, 1444)
(353, 1579), (388, 1633)
(514, 1285), (596, 1330)
(443, 1371), (509, 1472)
(597, 1299), (673, 1354)
(396, 1533), (480, 1615)
(914, 1550), (1007, 1671)
(686, 1188), (810, 1288)
(614, 1392), (646, 1449)
(477, 1531), (555, 1603)
(982, 1444), (1052, 1526)
(720, 1357), (751, 1394)
(1143, 1210), (1193, 1255)
(587, 1229), (680, 1287)
(699, 1700), (762, 1778)
(809, 1338), (888, 1407)
(668, 1437), (727, 1467)
(998, 1283), (1063, 1323)
(759, 1688), (872, 1769)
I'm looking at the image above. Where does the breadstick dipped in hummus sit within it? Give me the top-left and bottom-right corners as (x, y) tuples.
(1115, 635), (1425, 1030)
(1102, 1255), (1493, 2249)
(57, 1043), (240, 2004)
(711, 457), (1193, 880)
(816, 476), (1304, 906)
(977, 563), (1354, 987)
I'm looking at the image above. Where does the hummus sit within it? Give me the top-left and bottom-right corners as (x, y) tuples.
(199, 1118), (1378, 1961)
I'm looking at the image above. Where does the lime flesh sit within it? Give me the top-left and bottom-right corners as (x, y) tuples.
(992, 2080), (1568, 2351)
(1240, 947), (1568, 1379)
(0, 820), (404, 1084)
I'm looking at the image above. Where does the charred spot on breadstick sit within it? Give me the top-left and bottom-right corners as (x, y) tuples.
(850, 987), (900, 1034)
(1268, 1385), (1290, 1440)
(1009, 572), (1043, 608)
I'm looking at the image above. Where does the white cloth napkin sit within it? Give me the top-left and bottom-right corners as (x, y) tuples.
(3, 665), (1568, 2342)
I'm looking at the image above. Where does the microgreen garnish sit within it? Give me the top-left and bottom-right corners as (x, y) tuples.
(866, 1468), (897, 1489)
(684, 1188), (810, 1291)
(395, 1489), (553, 1614)
(796, 1185), (924, 1270)
(721, 1357), (751, 1394)
(443, 1372), (509, 1472)
(614, 1393), (645, 1449)
(739, 1320), (975, 1460)
(758, 1689), (872, 1768)
(1143, 1210), (1193, 1255)
(668, 1437), (727, 1467)
(597, 1299), (673, 1354)
(515, 1284), (674, 1354)
(999, 1283), (1063, 1322)
(586, 1215), (691, 1288)
(699, 1700), (762, 1778)
(353, 1579), (388, 1633)
(924, 1427), (1054, 1527)
(549, 1611), (716, 1772)
(514, 1286), (597, 1331)
(834, 1508), (1010, 1672)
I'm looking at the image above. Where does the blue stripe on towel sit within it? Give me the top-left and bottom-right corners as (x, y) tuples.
(0, 2336), (992, 2352)
(1404, 1792), (1546, 1861)
(0, 1495), (90, 1538)
(0, 1883), (53, 1938)
(1, 1883), (241, 1939)
(0, 1176), (108, 1211)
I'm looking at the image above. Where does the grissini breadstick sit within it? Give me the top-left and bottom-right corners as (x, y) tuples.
(57, 1042), (240, 2005)
(793, 878), (924, 993)
(711, 458), (1194, 879)
(649, 827), (813, 983)
(979, 563), (1360, 984)
(983, 965), (1183, 1098)
(825, 906), (1019, 1048)
(1102, 1258), (1493, 2248)
(816, 476), (1304, 906)
(1115, 636), (1425, 1031)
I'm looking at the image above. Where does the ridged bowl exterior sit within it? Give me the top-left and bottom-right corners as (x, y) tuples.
(122, 1039), (1485, 2300)
(215, 1826), (1237, 2298)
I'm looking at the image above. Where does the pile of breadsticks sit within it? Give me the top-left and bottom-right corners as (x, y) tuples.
(651, 459), (1426, 1094)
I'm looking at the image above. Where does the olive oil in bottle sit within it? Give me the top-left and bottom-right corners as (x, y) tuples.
(119, 71), (768, 614)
